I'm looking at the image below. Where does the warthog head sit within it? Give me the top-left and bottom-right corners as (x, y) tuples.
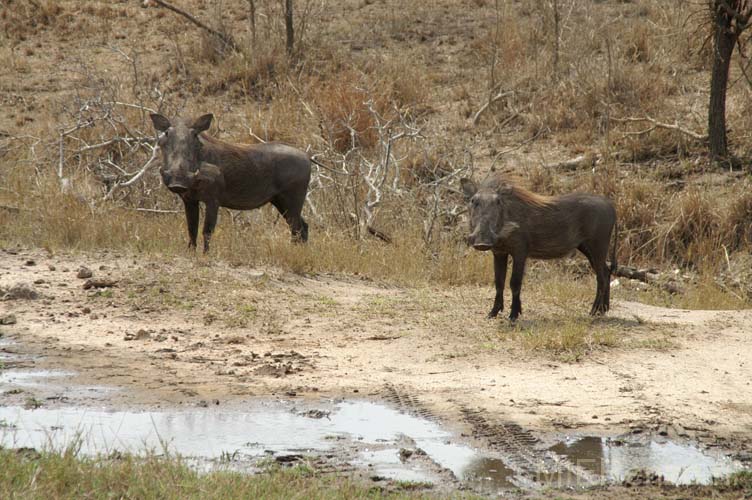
(150, 113), (214, 194)
(461, 178), (518, 251)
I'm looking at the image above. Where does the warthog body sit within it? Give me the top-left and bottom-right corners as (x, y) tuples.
(461, 176), (617, 321)
(150, 113), (311, 252)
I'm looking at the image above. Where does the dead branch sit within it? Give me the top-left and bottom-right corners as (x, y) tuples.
(613, 116), (707, 141)
(104, 144), (160, 200)
(367, 225), (392, 244)
(0, 204), (25, 213)
(614, 265), (659, 283)
(542, 153), (597, 171)
(472, 90), (514, 126)
(150, 0), (238, 51)
(130, 207), (181, 215)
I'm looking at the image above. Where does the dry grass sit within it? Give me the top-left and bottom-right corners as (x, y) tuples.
(1, 0), (751, 315)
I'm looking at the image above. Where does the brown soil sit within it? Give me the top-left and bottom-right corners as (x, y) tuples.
(2, 247), (751, 453)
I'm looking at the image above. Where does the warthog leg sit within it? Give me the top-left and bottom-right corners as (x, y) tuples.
(202, 201), (219, 253)
(509, 254), (526, 321)
(579, 242), (609, 315)
(271, 194), (309, 244)
(183, 198), (200, 250)
(488, 252), (508, 318)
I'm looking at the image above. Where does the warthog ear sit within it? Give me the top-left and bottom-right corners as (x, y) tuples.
(460, 178), (477, 201)
(150, 113), (171, 132)
(191, 114), (214, 133)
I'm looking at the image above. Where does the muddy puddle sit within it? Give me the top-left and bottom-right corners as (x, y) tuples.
(549, 436), (745, 486)
(0, 338), (747, 493)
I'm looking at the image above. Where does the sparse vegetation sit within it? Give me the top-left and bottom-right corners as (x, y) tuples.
(1, 2), (751, 315)
(0, 448), (449, 499)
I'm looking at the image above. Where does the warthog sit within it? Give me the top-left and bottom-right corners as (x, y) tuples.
(150, 113), (311, 252)
(461, 176), (617, 321)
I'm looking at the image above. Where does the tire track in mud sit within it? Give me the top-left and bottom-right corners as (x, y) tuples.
(381, 384), (598, 488)
(382, 383), (438, 421)
(458, 405), (598, 487)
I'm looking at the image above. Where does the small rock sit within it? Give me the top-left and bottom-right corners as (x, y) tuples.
(77, 267), (93, 279)
(275, 454), (304, 464)
(301, 409), (330, 419)
(24, 260), (36, 266)
(3, 283), (39, 300)
(83, 278), (117, 290)
(48, 265), (56, 271)
(33, 279), (45, 285)
(123, 330), (149, 341)
(0, 314), (17, 325)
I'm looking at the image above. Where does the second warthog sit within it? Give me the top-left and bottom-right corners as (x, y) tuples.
(150, 113), (311, 252)
(461, 176), (618, 321)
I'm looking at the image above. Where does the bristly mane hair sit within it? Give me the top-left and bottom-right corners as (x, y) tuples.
(200, 133), (257, 157)
(509, 184), (553, 208)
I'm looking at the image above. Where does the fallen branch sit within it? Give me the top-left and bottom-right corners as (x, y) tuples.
(472, 90), (514, 126)
(150, 0), (237, 51)
(614, 265), (659, 283)
(0, 204), (25, 213)
(542, 153), (597, 171)
(367, 225), (392, 244)
(614, 265), (684, 295)
(613, 116), (707, 141)
(131, 207), (181, 215)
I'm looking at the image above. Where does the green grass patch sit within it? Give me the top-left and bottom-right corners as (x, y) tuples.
(503, 317), (622, 362)
(0, 448), (462, 500)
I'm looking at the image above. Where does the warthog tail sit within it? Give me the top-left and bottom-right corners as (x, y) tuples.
(609, 219), (618, 275)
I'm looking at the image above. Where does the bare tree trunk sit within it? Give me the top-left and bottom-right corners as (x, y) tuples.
(708, 5), (738, 161)
(285, 0), (294, 57)
(248, 0), (256, 49)
(552, 0), (560, 78)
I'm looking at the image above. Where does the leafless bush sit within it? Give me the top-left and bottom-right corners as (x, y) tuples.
(306, 99), (470, 245)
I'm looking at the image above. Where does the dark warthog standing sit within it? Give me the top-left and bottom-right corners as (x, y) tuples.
(461, 176), (617, 321)
(150, 113), (311, 252)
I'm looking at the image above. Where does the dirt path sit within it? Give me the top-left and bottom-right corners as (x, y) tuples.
(1, 247), (751, 456)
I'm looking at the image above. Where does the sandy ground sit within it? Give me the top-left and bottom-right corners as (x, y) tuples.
(1, 246), (751, 458)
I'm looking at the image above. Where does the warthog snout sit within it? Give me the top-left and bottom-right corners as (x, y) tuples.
(467, 229), (497, 251)
(163, 170), (197, 194)
(167, 183), (189, 194)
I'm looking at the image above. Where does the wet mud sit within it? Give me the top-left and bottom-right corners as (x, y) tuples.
(0, 341), (747, 495)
